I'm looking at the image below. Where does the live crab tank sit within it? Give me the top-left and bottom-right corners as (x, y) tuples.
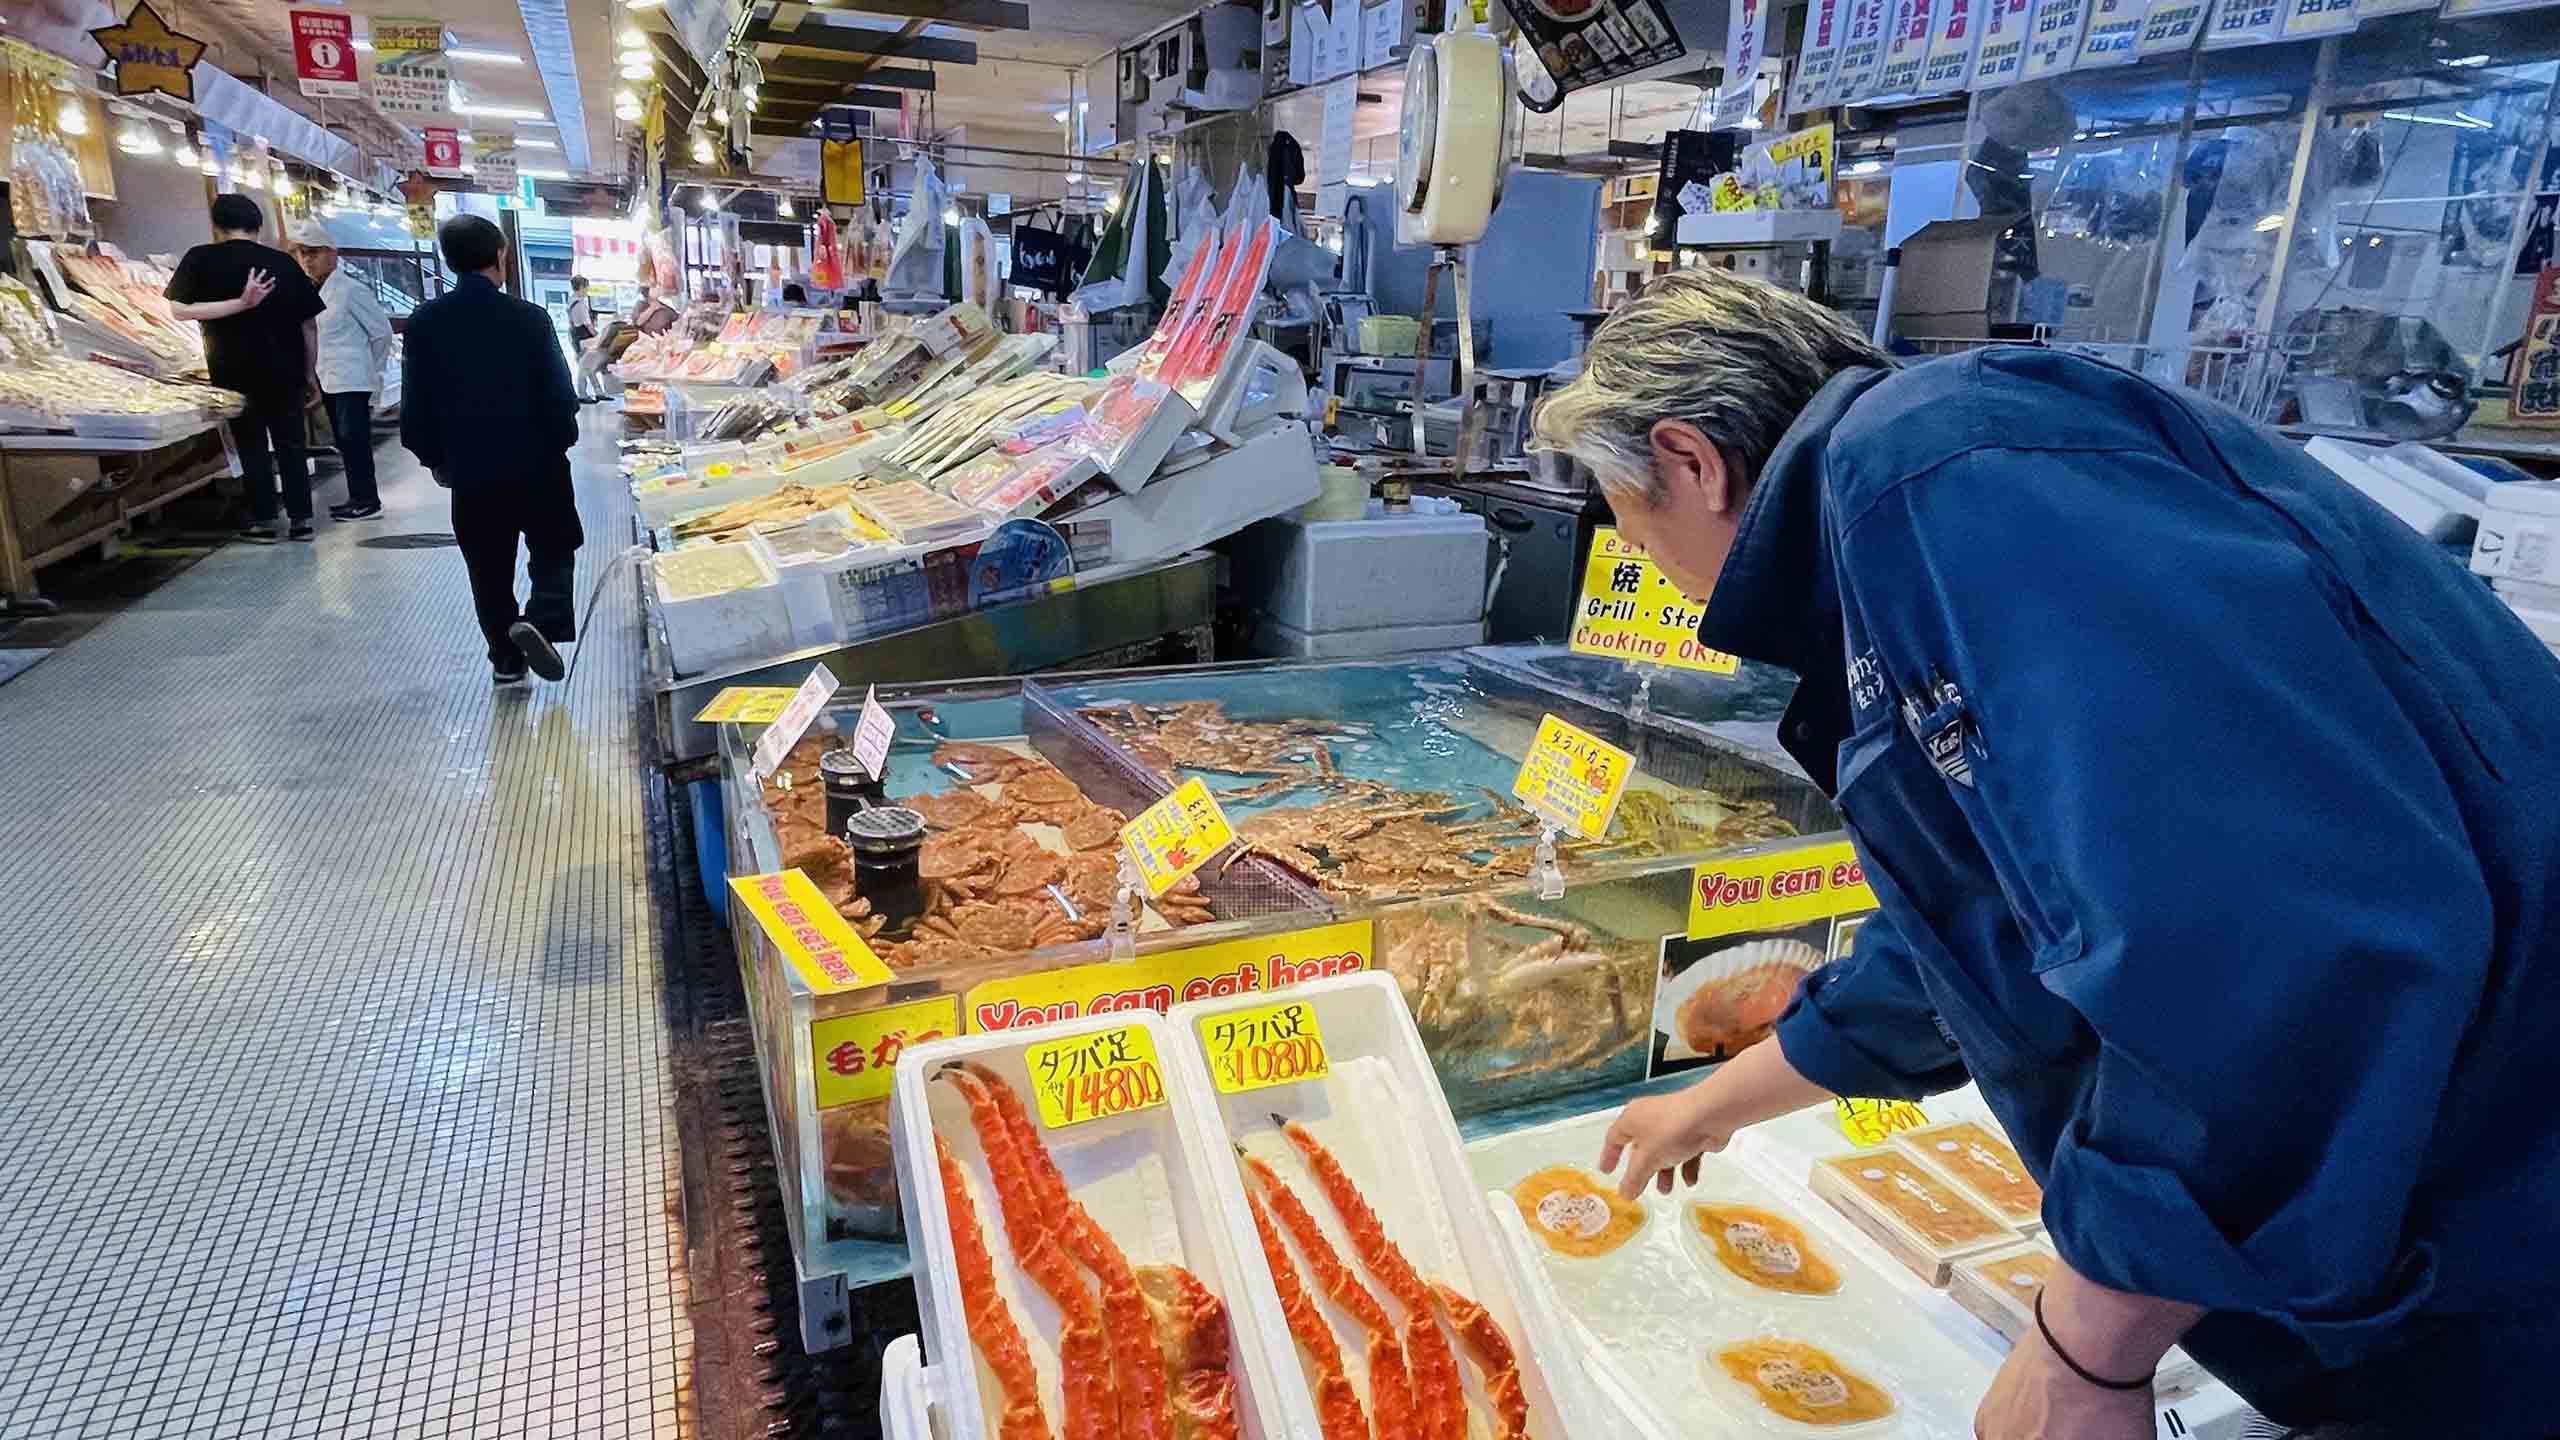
(715, 646), (1836, 1328)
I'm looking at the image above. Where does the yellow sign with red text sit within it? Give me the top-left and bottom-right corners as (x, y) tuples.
(728, 870), (895, 995)
(1122, 778), (1238, 898)
(962, 919), (1374, 1034)
(1512, 714), (1635, 841)
(1200, 998), (1332, 1095)
(1025, 1024), (1167, 1128)
(1688, 839), (1878, 941)
(694, 686), (798, 724)
(1570, 528), (1741, 676)
(1835, 1096), (1931, 1146)
(810, 995), (960, 1108)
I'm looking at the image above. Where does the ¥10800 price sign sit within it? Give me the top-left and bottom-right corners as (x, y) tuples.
(1200, 999), (1331, 1095)
(1024, 1024), (1168, 1129)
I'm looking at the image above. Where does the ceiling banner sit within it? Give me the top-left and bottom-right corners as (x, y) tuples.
(290, 8), (359, 99)
(370, 17), (451, 120)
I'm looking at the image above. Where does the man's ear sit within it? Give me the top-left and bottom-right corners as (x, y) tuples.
(1648, 420), (1733, 512)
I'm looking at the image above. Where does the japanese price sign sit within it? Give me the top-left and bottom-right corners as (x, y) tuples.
(1122, 778), (1237, 899)
(728, 869), (895, 995)
(1836, 1096), (1932, 1145)
(370, 17), (451, 120)
(749, 664), (841, 782)
(812, 995), (959, 1108)
(1200, 999), (1331, 1096)
(1570, 528), (1741, 674)
(290, 8), (359, 97)
(1512, 714), (1635, 842)
(1689, 838), (1878, 940)
(964, 920), (1373, 1033)
(850, 685), (894, 782)
(694, 686), (799, 724)
(1025, 1024), (1167, 1129)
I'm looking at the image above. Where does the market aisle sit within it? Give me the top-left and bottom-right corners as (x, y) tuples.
(0, 410), (689, 1439)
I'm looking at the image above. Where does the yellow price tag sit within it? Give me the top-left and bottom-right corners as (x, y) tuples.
(1511, 714), (1635, 841)
(693, 685), (799, 724)
(1023, 1024), (1167, 1129)
(1836, 1096), (1930, 1146)
(1569, 528), (1740, 674)
(1121, 778), (1237, 898)
(1688, 839), (1878, 940)
(1199, 999), (1331, 1095)
(728, 870), (896, 995)
(810, 995), (960, 1108)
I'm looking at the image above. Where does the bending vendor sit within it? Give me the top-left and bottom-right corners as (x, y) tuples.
(1538, 270), (2559, 1439)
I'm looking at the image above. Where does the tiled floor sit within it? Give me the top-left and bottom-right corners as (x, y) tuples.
(0, 409), (689, 1438)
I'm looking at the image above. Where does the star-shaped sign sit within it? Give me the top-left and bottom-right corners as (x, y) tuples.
(91, 0), (207, 103)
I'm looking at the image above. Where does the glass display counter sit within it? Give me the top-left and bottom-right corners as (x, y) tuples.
(714, 646), (1845, 1348)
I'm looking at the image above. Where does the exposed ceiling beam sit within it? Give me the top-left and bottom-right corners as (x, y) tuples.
(744, 13), (980, 65)
(759, 87), (910, 114)
(792, 0), (1030, 30)
(758, 60), (937, 90)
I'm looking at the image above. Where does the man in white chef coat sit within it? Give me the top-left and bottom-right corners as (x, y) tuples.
(289, 221), (393, 520)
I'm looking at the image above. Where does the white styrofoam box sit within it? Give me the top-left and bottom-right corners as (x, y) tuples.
(650, 540), (792, 676)
(1073, 421), (1321, 567)
(772, 555), (846, 652)
(2306, 436), (2469, 543)
(878, 1335), (941, 1440)
(889, 1011), (1316, 1440)
(1252, 615), (1486, 659)
(2377, 442), (2494, 512)
(1224, 510), (1490, 633)
(2471, 479), (2560, 585)
(635, 468), (781, 528)
(1163, 972), (1613, 1440)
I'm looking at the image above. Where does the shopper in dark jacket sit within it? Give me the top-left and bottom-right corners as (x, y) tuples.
(400, 214), (583, 685)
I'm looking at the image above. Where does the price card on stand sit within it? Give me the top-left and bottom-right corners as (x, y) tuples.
(694, 685), (799, 724)
(1025, 1024), (1168, 1128)
(849, 685), (894, 781)
(1570, 528), (1741, 674)
(1121, 778), (1238, 898)
(1512, 714), (1635, 842)
(748, 665), (842, 781)
(1836, 1096), (1931, 1145)
(1201, 999), (1331, 1095)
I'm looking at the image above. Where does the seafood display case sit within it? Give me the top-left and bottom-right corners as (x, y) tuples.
(715, 646), (1839, 1348)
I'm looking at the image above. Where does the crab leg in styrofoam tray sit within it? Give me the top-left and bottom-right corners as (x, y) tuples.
(1164, 972), (1615, 1440)
(891, 1012), (1319, 1440)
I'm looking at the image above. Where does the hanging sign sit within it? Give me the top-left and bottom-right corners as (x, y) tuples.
(1787, 0), (1846, 113)
(2203, 0), (2284, 46)
(90, 1), (207, 103)
(727, 869), (896, 995)
(1830, 0), (1894, 102)
(1024, 1024), (1167, 1129)
(289, 9), (359, 98)
(1712, 0), (1773, 129)
(1919, 0), (1984, 92)
(473, 127), (519, 194)
(2020, 0), (2092, 76)
(1317, 73), (1358, 220)
(1873, 0), (1945, 94)
(850, 685), (894, 781)
(2136, 0), (2212, 54)
(370, 17), (451, 120)
(1512, 714), (1635, 842)
(1968, 0), (2038, 86)
(1121, 778), (1238, 899)
(2278, 0), (2358, 36)
(2073, 0), (2145, 64)
(421, 126), (464, 176)
(1570, 528), (1742, 674)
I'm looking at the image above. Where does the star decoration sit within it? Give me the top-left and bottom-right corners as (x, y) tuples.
(90, 0), (207, 103)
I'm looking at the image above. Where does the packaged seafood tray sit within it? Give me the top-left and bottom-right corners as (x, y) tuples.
(889, 1011), (1313, 1440)
(1889, 1122), (2042, 1234)
(1165, 971), (1613, 1440)
(1805, 1150), (2018, 1287)
(1471, 1109), (2002, 1438)
(1943, 1240), (2055, 1343)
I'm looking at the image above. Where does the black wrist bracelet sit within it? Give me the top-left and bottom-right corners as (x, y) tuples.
(2033, 1292), (2156, 1392)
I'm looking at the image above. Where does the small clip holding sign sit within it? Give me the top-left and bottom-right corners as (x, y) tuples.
(1108, 852), (1141, 962)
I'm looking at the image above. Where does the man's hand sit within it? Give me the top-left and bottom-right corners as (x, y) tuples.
(1596, 1037), (1838, 1200)
(240, 269), (276, 309)
(1974, 1322), (2154, 1439)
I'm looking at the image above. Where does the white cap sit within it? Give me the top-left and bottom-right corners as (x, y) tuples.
(286, 218), (335, 249)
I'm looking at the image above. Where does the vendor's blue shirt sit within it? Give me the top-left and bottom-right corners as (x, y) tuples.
(1701, 349), (2560, 1430)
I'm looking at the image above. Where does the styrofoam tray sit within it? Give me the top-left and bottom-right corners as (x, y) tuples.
(879, 1334), (943, 1440)
(1470, 1110), (2000, 1439)
(1164, 971), (1611, 1440)
(890, 1011), (1313, 1440)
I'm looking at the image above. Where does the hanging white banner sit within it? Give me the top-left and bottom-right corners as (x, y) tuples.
(1874, 0), (1946, 94)
(1713, 0), (1773, 128)
(2203, 0), (2284, 47)
(2279, 0), (2359, 37)
(1831, 0), (1896, 100)
(1969, 0), (2039, 86)
(1787, 0), (1845, 114)
(2020, 0), (2092, 76)
(2073, 0), (2146, 65)
(1920, 0), (1986, 91)
(2137, 0), (2213, 54)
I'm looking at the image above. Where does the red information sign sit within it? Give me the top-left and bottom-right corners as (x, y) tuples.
(421, 126), (463, 175)
(290, 9), (358, 97)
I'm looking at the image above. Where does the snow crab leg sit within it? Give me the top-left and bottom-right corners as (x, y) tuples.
(935, 1066), (1118, 1440)
(1430, 1281), (1531, 1440)
(935, 1134), (1055, 1440)
(1276, 1119), (1467, 1440)
(1247, 1188), (1369, 1440)
(963, 1063), (1172, 1440)
(1240, 1151), (1414, 1440)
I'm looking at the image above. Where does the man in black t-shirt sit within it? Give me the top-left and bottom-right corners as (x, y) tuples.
(165, 194), (329, 542)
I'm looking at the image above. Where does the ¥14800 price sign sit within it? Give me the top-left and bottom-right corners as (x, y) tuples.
(1024, 1024), (1168, 1129)
(1201, 999), (1331, 1095)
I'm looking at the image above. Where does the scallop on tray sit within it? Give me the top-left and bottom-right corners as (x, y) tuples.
(1166, 972), (1608, 1440)
(1468, 1112), (1996, 1438)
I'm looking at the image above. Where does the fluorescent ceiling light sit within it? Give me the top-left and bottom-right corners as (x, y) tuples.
(452, 49), (521, 64)
(1844, 159), (1883, 176)
(518, 137), (559, 149)
(454, 101), (547, 119)
(2382, 108), (2491, 129)
(520, 167), (567, 179)
(619, 25), (645, 45)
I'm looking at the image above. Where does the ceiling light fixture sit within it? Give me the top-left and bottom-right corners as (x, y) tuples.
(169, 137), (195, 167)
(1843, 159), (1883, 176)
(776, 194), (794, 218)
(518, 137), (559, 150)
(619, 24), (644, 45)
(1052, 108), (1068, 122)
(520, 167), (568, 180)
(691, 131), (714, 164)
(621, 59), (652, 80)
(450, 48), (523, 64)
(56, 96), (89, 135)
(116, 117), (160, 156)
(739, 82), (758, 108)
(712, 101), (728, 125)
(198, 150), (221, 177)
(942, 205), (961, 226)
(453, 101), (546, 120)
(275, 171), (299, 199)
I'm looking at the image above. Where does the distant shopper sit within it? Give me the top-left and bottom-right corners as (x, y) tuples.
(165, 193), (328, 542)
(566, 276), (602, 404)
(399, 214), (584, 686)
(289, 220), (392, 521)
(780, 282), (808, 305)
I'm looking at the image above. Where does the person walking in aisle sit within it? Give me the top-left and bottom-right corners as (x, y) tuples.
(165, 194), (328, 542)
(399, 214), (584, 686)
(288, 221), (393, 521)
(565, 276), (603, 404)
